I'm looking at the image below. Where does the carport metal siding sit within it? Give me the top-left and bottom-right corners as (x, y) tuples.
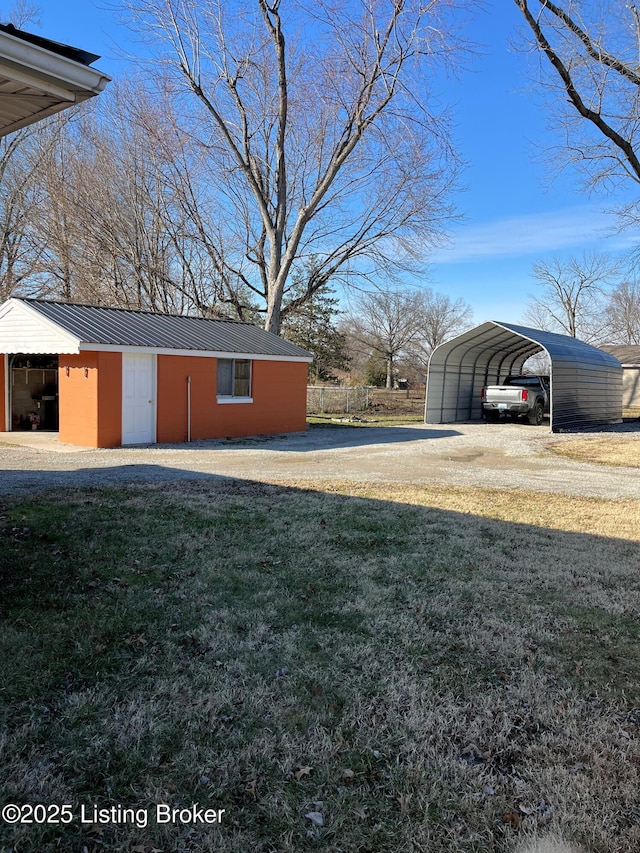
(425, 321), (622, 432)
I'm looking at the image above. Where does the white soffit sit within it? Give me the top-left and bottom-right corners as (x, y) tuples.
(0, 25), (110, 137)
(0, 299), (80, 353)
(79, 342), (313, 362)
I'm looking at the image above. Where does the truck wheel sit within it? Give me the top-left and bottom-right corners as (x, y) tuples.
(486, 410), (500, 423)
(528, 401), (544, 426)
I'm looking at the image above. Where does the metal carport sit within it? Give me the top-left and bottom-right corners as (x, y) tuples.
(425, 321), (622, 432)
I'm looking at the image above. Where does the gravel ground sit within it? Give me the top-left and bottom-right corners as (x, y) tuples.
(1, 420), (639, 499)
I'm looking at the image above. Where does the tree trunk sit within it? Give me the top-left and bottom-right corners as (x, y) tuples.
(386, 356), (393, 389)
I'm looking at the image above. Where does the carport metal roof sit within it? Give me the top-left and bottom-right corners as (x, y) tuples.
(425, 321), (622, 432)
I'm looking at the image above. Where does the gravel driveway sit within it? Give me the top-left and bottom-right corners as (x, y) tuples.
(1, 421), (639, 499)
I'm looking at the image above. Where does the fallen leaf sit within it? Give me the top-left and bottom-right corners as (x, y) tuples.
(397, 793), (412, 813)
(502, 812), (521, 829)
(294, 765), (313, 780)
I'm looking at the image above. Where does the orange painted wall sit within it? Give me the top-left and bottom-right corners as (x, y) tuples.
(156, 355), (216, 443)
(0, 356), (5, 431)
(96, 352), (122, 447)
(58, 352), (122, 448)
(156, 355), (308, 443)
(3, 348), (305, 446)
(241, 359), (308, 434)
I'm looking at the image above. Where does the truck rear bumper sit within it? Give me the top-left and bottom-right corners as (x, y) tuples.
(482, 403), (528, 415)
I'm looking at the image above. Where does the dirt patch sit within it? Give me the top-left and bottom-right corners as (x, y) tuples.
(433, 447), (508, 464)
(367, 387), (425, 414)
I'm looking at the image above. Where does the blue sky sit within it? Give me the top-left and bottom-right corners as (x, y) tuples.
(21, 0), (638, 325)
(428, 1), (635, 323)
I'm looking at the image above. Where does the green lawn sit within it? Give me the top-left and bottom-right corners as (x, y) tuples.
(1, 481), (640, 852)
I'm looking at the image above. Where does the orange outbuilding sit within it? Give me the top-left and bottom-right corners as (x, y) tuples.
(0, 298), (312, 448)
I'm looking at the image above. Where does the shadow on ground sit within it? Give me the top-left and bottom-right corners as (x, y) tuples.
(153, 425), (463, 453)
(1, 477), (639, 852)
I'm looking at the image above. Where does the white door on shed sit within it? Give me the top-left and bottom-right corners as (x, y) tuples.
(122, 353), (156, 445)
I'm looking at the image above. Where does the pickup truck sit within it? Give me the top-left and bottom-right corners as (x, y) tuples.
(481, 375), (550, 425)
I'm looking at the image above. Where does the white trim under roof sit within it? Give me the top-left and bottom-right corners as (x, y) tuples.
(0, 26), (110, 137)
(80, 342), (312, 362)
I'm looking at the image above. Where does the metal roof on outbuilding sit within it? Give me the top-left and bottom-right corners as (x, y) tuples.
(599, 344), (640, 366)
(0, 298), (313, 361)
(425, 321), (622, 432)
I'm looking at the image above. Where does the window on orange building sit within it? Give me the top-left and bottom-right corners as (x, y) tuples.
(217, 359), (252, 400)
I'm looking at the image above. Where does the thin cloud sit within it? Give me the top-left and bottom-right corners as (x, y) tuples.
(431, 205), (630, 264)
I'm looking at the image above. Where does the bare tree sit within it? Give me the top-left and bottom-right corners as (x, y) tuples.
(0, 126), (50, 301)
(604, 280), (640, 344)
(524, 251), (618, 341)
(514, 0), (640, 205)
(123, 0), (467, 333)
(127, 78), (263, 319)
(0, 2), (41, 28)
(348, 289), (424, 388)
(347, 287), (472, 388)
(29, 83), (212, 311)
(406, 290), (472, 369)
(0, 2), (53, 298)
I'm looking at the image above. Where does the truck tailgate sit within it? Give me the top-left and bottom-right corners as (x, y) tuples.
(485, 386), (523, 403)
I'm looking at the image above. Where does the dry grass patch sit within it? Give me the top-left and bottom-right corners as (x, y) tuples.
(301, 481), (640, 541)
(547, 437), (640, 469)
(1, 482), (640, 852)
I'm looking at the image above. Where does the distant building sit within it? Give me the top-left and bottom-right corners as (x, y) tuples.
(599, 346), (640, 410)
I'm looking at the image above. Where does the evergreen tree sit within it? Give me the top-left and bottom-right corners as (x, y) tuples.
(281, 265), (349, 383)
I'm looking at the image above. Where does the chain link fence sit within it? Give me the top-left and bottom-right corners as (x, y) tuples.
(307, 386), (370, 414)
